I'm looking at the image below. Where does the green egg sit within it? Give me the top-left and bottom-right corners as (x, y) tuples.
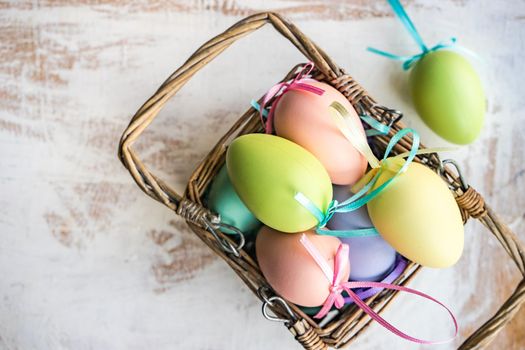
(300, 303), (339, 316)
(300, 305), (322, 316)
(409, 50), (485, 145)
(207, 165), (261, 236)
(226, 134), (332, 233)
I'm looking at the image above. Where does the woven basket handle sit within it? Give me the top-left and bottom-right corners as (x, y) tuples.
(118, 12), (341, 216)
(455, 187), (525, 349)
(117, 13), (337, 349)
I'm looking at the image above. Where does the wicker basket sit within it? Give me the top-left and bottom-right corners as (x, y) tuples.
(118, 12), (525, 350)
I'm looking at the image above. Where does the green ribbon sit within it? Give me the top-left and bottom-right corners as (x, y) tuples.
(367, 0), (457, 70)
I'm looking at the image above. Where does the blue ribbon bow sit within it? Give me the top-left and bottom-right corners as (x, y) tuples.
(367, 0), (457, 70)
(295, 128), (420, 238)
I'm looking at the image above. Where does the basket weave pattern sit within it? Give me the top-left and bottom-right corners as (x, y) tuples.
(118, 12), (525, 350)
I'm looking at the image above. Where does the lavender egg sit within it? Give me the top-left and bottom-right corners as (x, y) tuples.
(326, 185), (397, 281)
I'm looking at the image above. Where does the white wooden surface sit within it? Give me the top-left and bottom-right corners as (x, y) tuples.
(1, 1), (524, 349)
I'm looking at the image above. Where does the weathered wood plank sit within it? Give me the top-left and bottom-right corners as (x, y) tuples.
(0, 1), (524, 349)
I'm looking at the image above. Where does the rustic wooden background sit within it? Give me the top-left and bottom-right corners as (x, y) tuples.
(1, 1), (524, 349)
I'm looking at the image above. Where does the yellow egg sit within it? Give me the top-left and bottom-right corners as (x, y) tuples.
(354, 158), (464, 268)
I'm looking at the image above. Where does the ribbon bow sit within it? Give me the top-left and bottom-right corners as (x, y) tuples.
(259, 62), (325, 133)
(300, 234), (458, 344)
(295, 128), (419, 238)
(367, 0), (457, 70)
(300, 235), (350, 316)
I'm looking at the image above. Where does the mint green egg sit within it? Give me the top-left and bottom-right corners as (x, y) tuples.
(226, 134), (332, 233)
(207, 165), (261, 236)
(300, 305), (322, 316)
(409, 50), (485, 145)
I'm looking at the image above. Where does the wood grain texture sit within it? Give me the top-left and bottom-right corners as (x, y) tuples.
(0, 0), (524, 349)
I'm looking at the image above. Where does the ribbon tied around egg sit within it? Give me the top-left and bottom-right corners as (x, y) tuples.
(252, 64), (392, 138)
(300, 234), (458, 344)
(259, 62), (325, 133)
(367, 0), (459, 70)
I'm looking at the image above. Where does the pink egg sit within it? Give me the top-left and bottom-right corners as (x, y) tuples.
(274, 79), (368, 185)
(255, 226), (350, 307)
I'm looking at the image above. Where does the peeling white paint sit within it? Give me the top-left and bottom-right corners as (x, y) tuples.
(1, 1), (524, 349)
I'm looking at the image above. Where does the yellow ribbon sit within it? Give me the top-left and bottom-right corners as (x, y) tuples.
(330, 101), (457, 169)
(329, 101), (381, 169)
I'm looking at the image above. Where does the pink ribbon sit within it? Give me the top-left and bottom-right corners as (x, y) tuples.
(259, 62), (325, 134)
(300, 234), (458, 344)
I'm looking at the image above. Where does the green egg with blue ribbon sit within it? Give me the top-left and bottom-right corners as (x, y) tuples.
(207, 164), (261, 236)
(409, 50), (485, 144)
(226, 133), (332, 233)
(368, 0), (485, 145)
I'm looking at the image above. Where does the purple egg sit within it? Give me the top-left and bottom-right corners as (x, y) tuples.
(327, 185), (397, 281)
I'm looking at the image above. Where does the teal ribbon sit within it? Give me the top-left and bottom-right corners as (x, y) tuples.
(295, 193), (337, 228)
(295, 128), (420, 238)
(251, 99), (268, 118)
(360, 113), (391, 137)
(367, 0), (457, 70)
(318, 227), (379, 238)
